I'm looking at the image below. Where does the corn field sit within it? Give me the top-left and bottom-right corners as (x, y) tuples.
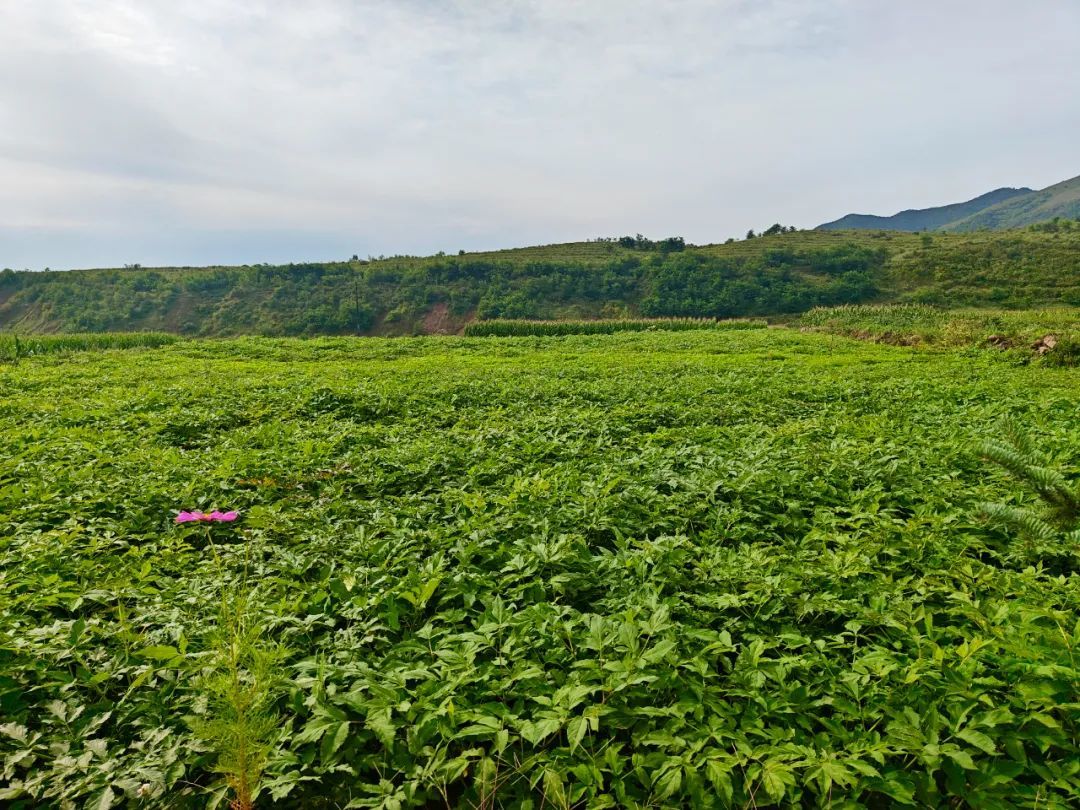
(0, 332), (179, 361)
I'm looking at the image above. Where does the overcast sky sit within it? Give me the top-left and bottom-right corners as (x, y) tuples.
(2, 1), (1078, 269)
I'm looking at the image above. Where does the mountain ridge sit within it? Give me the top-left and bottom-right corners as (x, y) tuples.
(945, 174), (1080, 231)
(818, 174), (1080, 232)
(817, 187), (1032, 232)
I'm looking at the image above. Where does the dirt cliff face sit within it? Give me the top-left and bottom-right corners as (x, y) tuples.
(420, 302), (476, 335)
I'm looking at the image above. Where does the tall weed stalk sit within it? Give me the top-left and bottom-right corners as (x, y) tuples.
(193, 530), (286, 810)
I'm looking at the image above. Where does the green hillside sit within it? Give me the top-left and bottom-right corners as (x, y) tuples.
(818, 174), (1080, 233)
(2, 227), (1080, 336)
(946, 174), (1080, 231)
(816, 186), (1031, 232)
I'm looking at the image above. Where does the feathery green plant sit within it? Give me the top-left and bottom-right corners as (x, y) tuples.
(192, 534), (286, 810)
(977, 418), (1080, 552)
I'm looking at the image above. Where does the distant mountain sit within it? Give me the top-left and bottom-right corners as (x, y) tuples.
(944, 174), (1080, 231)
(817, 187), (1032, 232)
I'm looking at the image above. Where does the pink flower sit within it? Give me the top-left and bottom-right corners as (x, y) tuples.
(175, 510), (239, 524)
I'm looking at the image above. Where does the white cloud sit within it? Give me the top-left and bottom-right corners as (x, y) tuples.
(0, 0), (1078, 267)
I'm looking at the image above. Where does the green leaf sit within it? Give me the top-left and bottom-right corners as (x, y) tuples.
(654, 763), (682, 799)
(416, 575), (442, 607)
(365, 708), (395, 749)
(812, 760), (855, 792)
(92, 786), (115, 810)
(877, 771), (916, 803)
(320, 721), (351, 762)
(759, 760), (794, 803)
(944, 746), (977, 770)
(0, 724), (28, 742)
(641, 638), (677, 664)
(705, 760), (733, 804)
(543, 768), (566, 809)
(955, 727), (997, 755)
(521, 717), (562, 746)
(567, 715), (587, 752)
(136, 645), (181, 661)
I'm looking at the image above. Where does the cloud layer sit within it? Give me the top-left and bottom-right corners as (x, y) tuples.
(2, 1), (1078, 268)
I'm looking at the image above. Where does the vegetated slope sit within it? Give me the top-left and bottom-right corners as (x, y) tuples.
(2, 228), (1080, 336)
(945, 174), (1080, 231)
(817, 186), (1031, 232)
(0, 237), (885, 335)
(818, 173), (1080, 233)
(3, 330), (1079, 806)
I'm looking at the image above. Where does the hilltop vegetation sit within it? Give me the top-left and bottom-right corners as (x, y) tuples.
(2, 227), (1080, 336)
(818, 174), (1080, 233)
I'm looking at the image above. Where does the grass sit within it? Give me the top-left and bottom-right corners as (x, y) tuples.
(2, 327), (1079, 807)
(799, 304), (1080, 349)
(463, 317), (766, 337)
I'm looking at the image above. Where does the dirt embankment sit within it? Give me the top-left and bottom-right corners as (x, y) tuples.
(421, 302), (454, 334)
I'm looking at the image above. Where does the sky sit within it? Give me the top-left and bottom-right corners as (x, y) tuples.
(2, 1), (1079, 270)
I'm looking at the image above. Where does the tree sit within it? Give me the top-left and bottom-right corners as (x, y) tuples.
(746, 229), (756, 239)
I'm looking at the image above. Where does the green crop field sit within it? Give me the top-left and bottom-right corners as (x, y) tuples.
(2, 327), (1079, 808)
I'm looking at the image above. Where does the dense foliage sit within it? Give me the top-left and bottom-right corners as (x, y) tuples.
(3, 227), (1079, 336)
(2, 328), (1079, 807)
(640, 245), (883, 317)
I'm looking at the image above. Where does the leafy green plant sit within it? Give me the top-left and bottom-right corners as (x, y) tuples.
(2, 327), (1080, 807)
